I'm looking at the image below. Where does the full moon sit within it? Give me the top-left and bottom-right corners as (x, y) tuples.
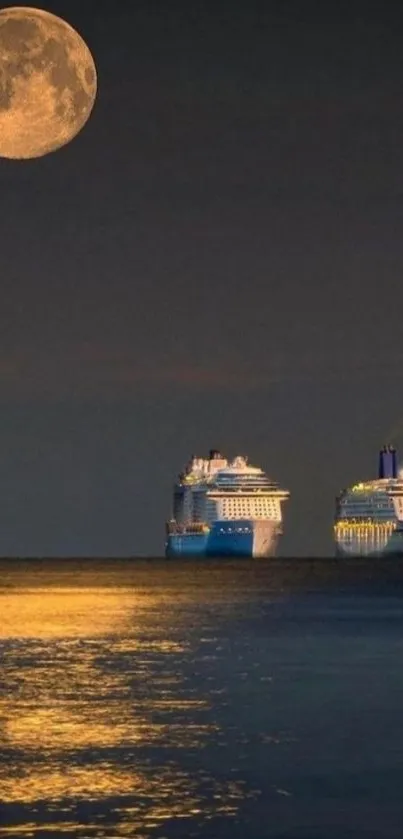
(0, 6), (97, 159)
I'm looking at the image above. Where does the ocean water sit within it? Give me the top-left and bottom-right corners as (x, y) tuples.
(1, 559), (403, 838)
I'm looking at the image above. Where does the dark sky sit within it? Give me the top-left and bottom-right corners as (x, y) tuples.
(1, 1), (403, 556)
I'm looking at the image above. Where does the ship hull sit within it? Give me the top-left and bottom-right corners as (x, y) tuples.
(335, 543), (385, 558)
(165, 531), (208, 557)
(166, 519), (280, 559)
(334, 529), (399, 558)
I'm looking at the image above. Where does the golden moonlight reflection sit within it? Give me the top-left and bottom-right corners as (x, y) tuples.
(0, 578), (253, 837)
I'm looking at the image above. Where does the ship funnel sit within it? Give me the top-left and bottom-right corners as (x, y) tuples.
(378, 444), (397, 479)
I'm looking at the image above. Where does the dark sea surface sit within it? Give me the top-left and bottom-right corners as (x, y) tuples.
(2, 558), (403, 838)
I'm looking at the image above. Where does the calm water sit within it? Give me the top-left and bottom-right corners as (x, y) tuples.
(2, 559), (403, 838)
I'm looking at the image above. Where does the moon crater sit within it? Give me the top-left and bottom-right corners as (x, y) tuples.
(0, 6), (97, 159)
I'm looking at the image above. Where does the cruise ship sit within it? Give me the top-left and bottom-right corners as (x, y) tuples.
(334, 445), (403, 556)
(165, 449), (289, 558)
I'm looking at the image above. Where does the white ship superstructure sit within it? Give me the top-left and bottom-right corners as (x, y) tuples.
(334, 445), (403, 556)
(166, 449), (289, 557)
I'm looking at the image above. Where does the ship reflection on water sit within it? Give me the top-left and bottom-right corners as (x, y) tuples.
(0, 566), (254, 837)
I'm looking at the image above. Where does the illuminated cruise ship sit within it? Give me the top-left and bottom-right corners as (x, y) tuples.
(334, 445), (403, 556)
(165, 449), (289, 558)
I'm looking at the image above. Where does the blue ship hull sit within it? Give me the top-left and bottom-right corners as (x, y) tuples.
(165, 531), (208, 557)
(206, 521), (255, 557)
(165, 519), (278, 558)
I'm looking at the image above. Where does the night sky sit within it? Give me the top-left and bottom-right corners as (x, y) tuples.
(1, 0), (403, 556)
